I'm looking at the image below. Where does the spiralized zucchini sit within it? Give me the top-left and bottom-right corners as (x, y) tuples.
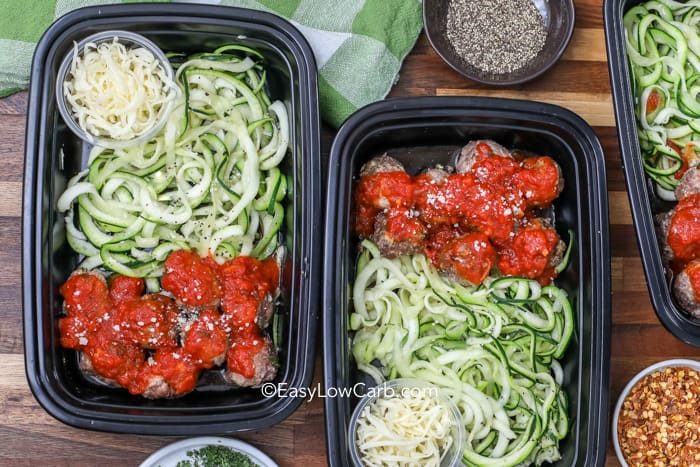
(350, 240), (574, 466)
(624, 0), (700, 198)
(57, 44), (290, 278)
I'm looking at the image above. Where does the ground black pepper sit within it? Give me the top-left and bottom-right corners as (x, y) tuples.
(445, 0), (547, 75)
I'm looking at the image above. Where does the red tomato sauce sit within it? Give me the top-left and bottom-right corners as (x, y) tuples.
(355, 171), (415, 210)
(58, 250), (279, 397)
(497, 220), (561, 283)
(383, 208), (426, 245)
(227, 326), (265, 379)
(515, 157), (561, 208)
(218, 256), (278, 378)
(646, 90), (662, 115)
(114, 294), (179, 349)
(668, 193), (700, 264)
(161, 249), (221, 306)
(433, 232), (497, 286)
(109, 275), (144, 303)
(664, 141), (694, 181)
(354, 153), (563, 285)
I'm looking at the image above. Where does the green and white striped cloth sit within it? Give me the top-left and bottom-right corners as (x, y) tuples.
(0, 0), (423, 127)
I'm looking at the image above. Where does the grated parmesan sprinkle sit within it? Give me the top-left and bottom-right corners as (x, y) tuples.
(63, 37), (176, 142)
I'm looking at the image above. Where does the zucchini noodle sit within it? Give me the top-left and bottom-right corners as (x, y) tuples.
(57, 44), (290, 277)
(624, 0), (700, 198)
(350, 240), (574, 466)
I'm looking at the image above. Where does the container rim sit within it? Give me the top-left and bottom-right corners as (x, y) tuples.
(22, 3), (321, 434)
(322, 95), (611, 467)
(604, 0), (700, 346)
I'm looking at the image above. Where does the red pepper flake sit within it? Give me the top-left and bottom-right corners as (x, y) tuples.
(617, 366), (700, 466)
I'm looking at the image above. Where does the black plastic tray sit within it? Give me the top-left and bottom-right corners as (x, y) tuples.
(605, 0), (700, 346)
(22, 4), (321, 434)
(322, 96), (611, 466)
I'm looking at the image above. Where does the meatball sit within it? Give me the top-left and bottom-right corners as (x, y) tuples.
(181, 308), (228, 369)
(140, 349), (202, 398)
(85, 330), (145, 389)
(60, 271), (110, 321)
(256, 294), (275, 329)
(496, 219), (563, 285)
(413, 173), (467, 227)
(218, 292), (275, 331)
(161, 249), (221, 307)
(673, 260), (700, 319)
(656, 211), (675, 264)
(78, 351), (97, 375)
(220, 277), (277, 331)
(433, 232), (497, 286)
(115, 294), (179, 350)
(359, 154), (405, 177)
(370, 209), (426, 258)
(225, 336), (277, 387)
(527, 217), (568, 270)
(59, 270), (111, 348)
(421, 167), (452, 184)
(665, 193), (700, 264)
(109, 275), (144, 304)
(455, 139), (512, 173)
(78, 352), (120, 388)
(141, 376), (176, 400)
(355, 157), (414, 237)
(459, 181), (521, 246)
(675, 165), (700, 200)
(515, 156), (564, 208)
(547, 236), (568, 271)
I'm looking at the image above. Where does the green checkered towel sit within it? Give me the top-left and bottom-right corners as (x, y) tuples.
(0, 0), (423, 128)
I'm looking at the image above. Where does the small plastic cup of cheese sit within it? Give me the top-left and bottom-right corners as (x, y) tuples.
(55, 30), (178, 149)
(348, 378), (465, 467)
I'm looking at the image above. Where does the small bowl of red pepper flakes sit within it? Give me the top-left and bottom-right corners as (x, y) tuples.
(612, 359), (700, 466)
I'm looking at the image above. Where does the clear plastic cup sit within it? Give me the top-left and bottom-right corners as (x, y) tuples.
(348, 378), (466, 467)
(55, 30), (178, 149)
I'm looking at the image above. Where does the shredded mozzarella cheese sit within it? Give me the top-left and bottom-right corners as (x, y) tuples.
(63, 37), (176, 142)
(355, 388), (456, 466)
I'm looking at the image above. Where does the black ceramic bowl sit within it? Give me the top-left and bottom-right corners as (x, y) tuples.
(22, 4), (321, 434)
(605, 0), (700, 347)
(323, 96), (611, 466)
(424, 0), (575, 85)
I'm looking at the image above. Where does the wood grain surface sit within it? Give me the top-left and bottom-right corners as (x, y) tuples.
(1, 0), (699, 465)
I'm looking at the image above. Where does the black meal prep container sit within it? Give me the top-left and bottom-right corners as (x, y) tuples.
(605, 0), (700, 346)
(22, 4), (321, 434)
(323, 96), (611, 466)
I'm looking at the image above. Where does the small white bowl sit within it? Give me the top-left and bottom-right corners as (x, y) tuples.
(612, 358), (700, 466)
(348, 378), (465, 467)
(139, 436), (277, 467)
(55, 30), (177, 149)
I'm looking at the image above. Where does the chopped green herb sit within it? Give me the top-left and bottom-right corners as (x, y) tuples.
(175, 445), (259, 467)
